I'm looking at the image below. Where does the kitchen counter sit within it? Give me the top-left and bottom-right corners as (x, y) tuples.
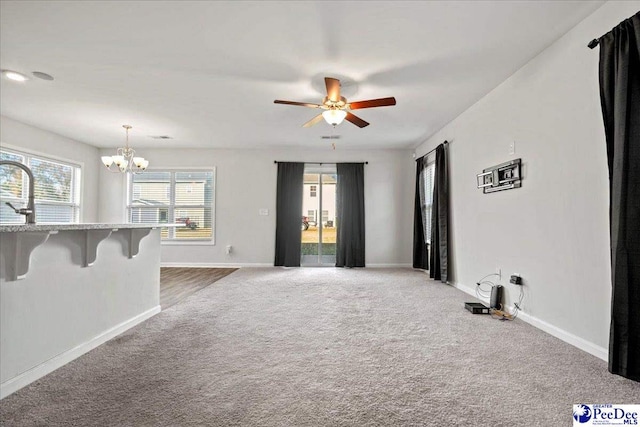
(0, 223), (181, 399)
(0, 223), (183, 232)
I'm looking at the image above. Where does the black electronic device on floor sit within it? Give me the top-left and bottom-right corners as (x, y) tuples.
(490, 285), (503, 309)
(464, 302), (490, 314)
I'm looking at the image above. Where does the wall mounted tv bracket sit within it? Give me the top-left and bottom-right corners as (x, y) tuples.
(477, 158), (522, 194)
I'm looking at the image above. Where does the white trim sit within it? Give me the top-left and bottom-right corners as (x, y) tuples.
(160, 263), (413, 268)
(161, 262), (269, 268)
(510, 310), (608, 362)
(0, 306), (161, 400)
(450, 281), (608, 362)
(161, 240), (215, 246)
(367, 263), (413, 268)
(0, 142), (84, 169)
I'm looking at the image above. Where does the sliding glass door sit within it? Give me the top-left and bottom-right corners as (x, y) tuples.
(301, 165), (337, 266)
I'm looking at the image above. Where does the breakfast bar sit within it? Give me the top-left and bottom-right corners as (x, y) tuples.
(0, 223), (177, 398)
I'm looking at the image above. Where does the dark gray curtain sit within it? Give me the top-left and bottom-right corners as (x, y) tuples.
(413, 156), (429, 269)
(429, 143), (448, 282)
(274, 162), (304, 267)
(336, 163), (365, 267)
(598, 11), (640, 382)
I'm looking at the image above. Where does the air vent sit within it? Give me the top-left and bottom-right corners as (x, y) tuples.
(320, 135), (340, 140)
(148, 135), (173, 140)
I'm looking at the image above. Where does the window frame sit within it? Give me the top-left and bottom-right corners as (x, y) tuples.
(126, 167), (216, 245)
(0, 145), (83, 224)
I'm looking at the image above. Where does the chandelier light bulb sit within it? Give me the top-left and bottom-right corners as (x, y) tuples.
(101, 156), (113, 167)
(112, 155), (125, 167)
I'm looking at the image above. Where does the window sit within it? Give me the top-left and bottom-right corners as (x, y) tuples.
(421, 162), (436, 244)
(310, 185), (317, 197)
(0, 148), (81, 224)
(127, 169), (215, 242)
(307, 210), (315, 222)
(322, 210), (329, 223)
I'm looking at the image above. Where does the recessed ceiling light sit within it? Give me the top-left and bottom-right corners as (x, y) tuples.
(32, 71), (54, 81)
(1, 70), (29, 82)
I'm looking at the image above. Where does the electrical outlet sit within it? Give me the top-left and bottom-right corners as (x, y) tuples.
(509, 141), (516, 155)
(510, 274), (522, 285)
(225, 245), (232, 255)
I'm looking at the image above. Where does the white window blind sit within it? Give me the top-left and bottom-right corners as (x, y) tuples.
(421, 162), (436, 244)
(127, 170), (215, 241)
(0, 149), (81, 224)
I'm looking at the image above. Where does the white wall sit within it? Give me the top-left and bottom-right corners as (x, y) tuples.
(99, 148), (415, 266)
(414, 1), (640, 358)
(0, 116), (100, 222)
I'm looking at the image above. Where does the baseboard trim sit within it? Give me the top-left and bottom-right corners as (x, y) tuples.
(367, 263), (413, 268)
(0, 305), (161, 400)
(160, 263), (413, 268)
(160, 262), (271, 268)
(450, 281), (608, 362)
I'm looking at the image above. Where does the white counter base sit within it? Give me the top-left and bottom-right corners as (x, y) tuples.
(0, 227), (164, 398)
(0, 306), (160, 399)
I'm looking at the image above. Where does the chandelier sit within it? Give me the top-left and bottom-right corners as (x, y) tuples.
(101, 125), (149, 173)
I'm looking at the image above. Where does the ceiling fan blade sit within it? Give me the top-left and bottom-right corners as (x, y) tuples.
(348, 97), (396, 110)
(325, 77), (341, 102)
(302, 114), (324, 128)
(345, 112), (370, 128)
(274, 100), (323, 108)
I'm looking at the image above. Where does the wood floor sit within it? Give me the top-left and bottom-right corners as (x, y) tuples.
(159, 267), (238, 309)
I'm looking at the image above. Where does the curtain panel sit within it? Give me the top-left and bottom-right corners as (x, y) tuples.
(598, 11), (640, 381)
(336, 163), (365, 267)
(429, 143), (449, 282)
(413, 156), (429, 269)
(274, 162), (304, 267)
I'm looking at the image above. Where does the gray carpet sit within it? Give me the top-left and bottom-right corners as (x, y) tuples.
(1, 268), (638, 426)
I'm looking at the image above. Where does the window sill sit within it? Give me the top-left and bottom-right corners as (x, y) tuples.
(161, 240), (215, 246)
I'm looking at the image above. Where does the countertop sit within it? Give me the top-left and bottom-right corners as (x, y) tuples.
(0, 223), (184, 233)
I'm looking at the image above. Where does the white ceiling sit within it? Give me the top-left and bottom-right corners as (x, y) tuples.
(0, 1), (604, 151)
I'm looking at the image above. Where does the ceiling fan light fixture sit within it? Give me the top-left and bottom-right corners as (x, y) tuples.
(322, 109), (347, 126)
(275, 77), (390, 128)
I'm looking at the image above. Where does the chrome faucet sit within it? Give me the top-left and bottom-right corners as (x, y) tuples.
(0, 160), (36, 224)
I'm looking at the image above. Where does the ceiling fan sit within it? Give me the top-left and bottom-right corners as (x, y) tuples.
(274, 77), (396, 128)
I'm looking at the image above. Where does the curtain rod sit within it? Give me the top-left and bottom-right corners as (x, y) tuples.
(273, 161), (368, 164)
(589, 11), (640, 49)
(416, 140), (449, 160)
